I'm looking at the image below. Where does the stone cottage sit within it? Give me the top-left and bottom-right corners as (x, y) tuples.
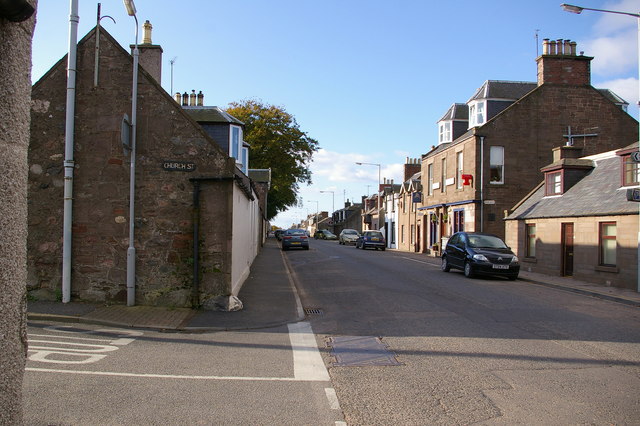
(28, 24), (265, 308)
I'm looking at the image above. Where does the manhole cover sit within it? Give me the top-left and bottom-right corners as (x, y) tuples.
(328, 336), (401, 367)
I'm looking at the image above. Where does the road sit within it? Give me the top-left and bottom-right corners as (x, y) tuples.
(289, 239), (640, 425)
(24, 238), (640, 425)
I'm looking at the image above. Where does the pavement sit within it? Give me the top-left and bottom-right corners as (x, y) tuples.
(27, 239), (640, 332)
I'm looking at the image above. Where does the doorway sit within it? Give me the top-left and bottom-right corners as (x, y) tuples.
(561, 223), (574, 276)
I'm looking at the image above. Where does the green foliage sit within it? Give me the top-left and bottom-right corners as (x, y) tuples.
(226, 99), (319, 220)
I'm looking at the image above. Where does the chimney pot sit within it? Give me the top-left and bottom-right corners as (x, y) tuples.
(564, 39), (571, 55)
(556, 39), (563, 54)
(189, 90), (196, 106)
(142, 20), (153, 44)
(182, 92), (188, 106)
(570, 41), (577, 56)
(549, 40), (557, 55)
(174, 92), (181, 104)
(197, 91), (204, 106)
(542, 38), (550, 55)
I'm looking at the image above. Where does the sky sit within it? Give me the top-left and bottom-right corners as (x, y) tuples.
(31, 0), (640, 229)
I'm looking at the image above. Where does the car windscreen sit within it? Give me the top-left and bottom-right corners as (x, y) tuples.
(343, 230), (358, 235)
(287, 230), (306, 235)
(467, 235), (507, 249)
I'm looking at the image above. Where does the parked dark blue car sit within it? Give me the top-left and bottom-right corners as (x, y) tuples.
(441, 232), (519, 280)
(355, 230), (386, 250)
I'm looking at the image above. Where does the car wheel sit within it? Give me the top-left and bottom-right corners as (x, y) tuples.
(381, 247), (385, 251)
(441, 256), (450, 272)
(304, 246), (310, 250)
(507, 274), (518, 281)
(282, 246), (288, 251)
(464, 261), (474, 278)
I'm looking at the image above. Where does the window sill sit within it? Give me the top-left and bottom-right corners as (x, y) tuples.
(523, 257), (537, 263)
(595, 265), (619, 274)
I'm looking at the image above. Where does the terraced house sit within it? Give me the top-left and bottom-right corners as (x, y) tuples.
(417, 38), (637, 256)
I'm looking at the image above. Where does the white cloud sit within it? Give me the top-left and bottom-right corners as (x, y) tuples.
(310, 148), (404, 184)
(596, 76), (639, 106)
(585, 29), (638, 76)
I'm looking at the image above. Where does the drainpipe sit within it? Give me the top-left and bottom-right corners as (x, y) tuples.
(479, 136), (485, 233)
(62, 0), (79, 304)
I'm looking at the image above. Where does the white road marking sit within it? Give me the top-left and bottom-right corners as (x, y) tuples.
(288, 322), (331, 381)
(324, 388), (341, 410)
(27, 352), (107, 364)
(25, 367), (314, 382)
(401, 256), (440, 267)
(29, 340), (119, 353)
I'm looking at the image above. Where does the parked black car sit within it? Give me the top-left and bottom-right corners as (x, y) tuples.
(441, 232), (519, 280)
(274, 229), (285, 241)
(355, 230), (386, 250)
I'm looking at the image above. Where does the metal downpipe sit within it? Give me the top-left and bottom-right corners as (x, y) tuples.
(62, 0), (79, 303)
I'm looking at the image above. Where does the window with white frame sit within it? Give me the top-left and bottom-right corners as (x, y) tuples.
(456, 151), (463, 189)
(623, 155), (640, 186)
(526, 224), (536, 258)
(439, 122), (451, 144)
(469, 101), (485, 127)
(599, 222), (616, 266)
(489, 146), (504, 184)
(427, 163), (433, 196)
(230, 126), (240, 160)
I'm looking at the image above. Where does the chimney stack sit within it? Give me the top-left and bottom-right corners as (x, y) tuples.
(131, 20), (163, 84)
(537, 38), (592, 86)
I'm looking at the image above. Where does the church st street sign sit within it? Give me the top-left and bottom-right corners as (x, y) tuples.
(162, 161), (196, 172)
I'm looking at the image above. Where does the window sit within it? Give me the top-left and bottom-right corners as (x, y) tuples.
(439, 122), (451, 143)
(623, 155), (640, 186)
(469, 101), (485, 127)
(230, 126), (240, 160)
(441, 158), (447, 193)
(489, 146), (504, 184)
(456, 151), (463, 189)
(453, 210), (464, 233)
(401, 225), (405, 244)
(526, 224), (536, 257)
(427, 163), (433, 196)
(391, 221), (396, 244)
(599, 222), (616, 266)
(410, 224), (415, 245)
(545, 171), (562, 195)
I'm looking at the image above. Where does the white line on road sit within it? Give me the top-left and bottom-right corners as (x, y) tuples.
(288, 322), (331, 381)
(400, 256), (440, 267)
(324, 388), (341, 410)
(25, 367), (313, 382)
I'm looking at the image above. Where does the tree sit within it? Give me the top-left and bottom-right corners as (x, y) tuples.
(226, 100), (319, 220)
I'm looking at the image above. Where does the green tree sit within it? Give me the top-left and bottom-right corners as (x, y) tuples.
(226, 100), (319, 220)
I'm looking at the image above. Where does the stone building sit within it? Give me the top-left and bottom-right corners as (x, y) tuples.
(417, 38), (637, 254)
(28, 25), (266, 308)
(505, 144), (638, 290)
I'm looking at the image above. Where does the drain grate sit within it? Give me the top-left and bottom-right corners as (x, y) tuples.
(328, 336), (402, 367)
(304, 307), (324, 315)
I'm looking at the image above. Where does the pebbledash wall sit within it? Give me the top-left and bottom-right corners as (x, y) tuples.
(28, 26), (263, 307)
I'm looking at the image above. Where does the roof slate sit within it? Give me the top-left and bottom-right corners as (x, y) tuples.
(507, 150), (638, 219)
(467, 80), (537, 102)
(438, 103), (469, 122)
(183, 106), (244, 125)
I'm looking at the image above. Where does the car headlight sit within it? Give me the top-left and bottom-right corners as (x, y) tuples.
(472, 254), (489, 262)
(511, 256), (519, 263)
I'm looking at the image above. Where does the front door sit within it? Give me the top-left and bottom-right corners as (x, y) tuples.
(416, 225), (421, 252)
(561, 223), (574, 276)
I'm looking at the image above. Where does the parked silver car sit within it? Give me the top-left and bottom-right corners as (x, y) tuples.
(339, 229), (360, 245)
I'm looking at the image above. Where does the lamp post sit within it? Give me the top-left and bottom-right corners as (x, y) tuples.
(124, 0), (139, 306)
(356, 162), (382, 229)
(562, 3), (640, 293)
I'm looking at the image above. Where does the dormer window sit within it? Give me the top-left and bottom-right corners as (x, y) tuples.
(545, 171), (563, 195)
(623, 154), (640, 186)
(468, 101), (485, 127)
(439, 121), (451, 143)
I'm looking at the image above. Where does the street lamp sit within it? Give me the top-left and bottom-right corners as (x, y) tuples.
(356, 162), (382, 229)
(124, 0), (139, 306)
(562, 3), (640, 292)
